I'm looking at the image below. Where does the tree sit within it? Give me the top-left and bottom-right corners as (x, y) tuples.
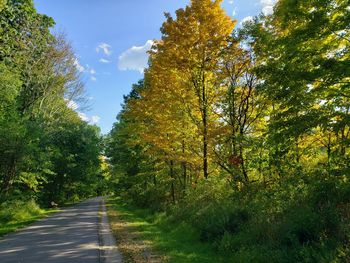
(147, 0), (235, 179)
(106, 81), (166, 207)
(40, 121), (102, 203)
(214, 38), (268, 185)
(0, 0), (103, 203)
(247, 0), (350, 177)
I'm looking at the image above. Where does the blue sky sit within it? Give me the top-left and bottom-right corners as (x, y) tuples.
(34, 0), (276, 134)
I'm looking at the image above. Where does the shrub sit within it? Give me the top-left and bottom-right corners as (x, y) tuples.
(0, 199), (44, 236)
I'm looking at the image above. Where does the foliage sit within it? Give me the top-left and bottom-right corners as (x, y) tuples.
(107, 197), (232, 263)
(0, 0), (108, 226)
(0, 199), (50, 236)
(106, 0), (350, 261)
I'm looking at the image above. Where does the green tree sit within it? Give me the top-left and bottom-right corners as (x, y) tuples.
(0, 0), (103, 204)
(247, 0), (350, 177)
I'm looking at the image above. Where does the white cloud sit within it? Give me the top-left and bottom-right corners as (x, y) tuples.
(76, 64), (96, 80)
(96, 43), (112, 56)
(99, 58), (111, 63)
(67, 100), (79, 110)
(227, 1), (236, 17)
(240, 16), (254, 25)
(260, 0), (276, 5)
(73, 58), (85, 72)
(260, 0), (277, 15)
(78, 112), (101, 125)
(232, 7), (237, 16)
(262, 5), (273, 15)
(73, 59), (97, 81)
(118, 40), (154, 73)
(78, 112), (89, 122)
(91, 115), (101, 124)
(66, 99), (99, 125)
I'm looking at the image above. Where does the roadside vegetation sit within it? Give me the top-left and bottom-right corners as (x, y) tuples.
(107, 197), (227, 263)
(0, 199), (57, 237)
(106, 0), (350, 262)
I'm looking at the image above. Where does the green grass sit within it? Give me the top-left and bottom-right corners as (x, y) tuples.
(107, 197), (234, 263)
(0, 199), (58, 237)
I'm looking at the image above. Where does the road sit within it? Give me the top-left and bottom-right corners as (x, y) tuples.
(0, 197), (118, 263)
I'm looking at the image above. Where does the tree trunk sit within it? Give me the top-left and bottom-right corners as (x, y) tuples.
(170, 160), (176, 204)
(181, 139), (187, 192)
(239, 144), (248, 184)
(202, 78), (208, 179)
(327, 133), (332, 176)
(203, 125), (208, 179)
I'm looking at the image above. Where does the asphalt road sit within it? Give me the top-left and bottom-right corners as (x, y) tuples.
(0, 197), (104, 263)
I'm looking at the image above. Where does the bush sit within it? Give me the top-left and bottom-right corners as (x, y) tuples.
(0, 199), (43, 223)
(119, 171), (350, 262)
(0, 199), (45, 236)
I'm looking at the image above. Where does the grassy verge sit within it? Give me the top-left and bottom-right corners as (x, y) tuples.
(0, 199), (58, 237)
(106, 197), (233, 263)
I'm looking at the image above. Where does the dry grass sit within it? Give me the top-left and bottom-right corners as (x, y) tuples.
(106, 202), (164, 263)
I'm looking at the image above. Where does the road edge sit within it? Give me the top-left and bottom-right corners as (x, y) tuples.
(99, 198), (123, 263)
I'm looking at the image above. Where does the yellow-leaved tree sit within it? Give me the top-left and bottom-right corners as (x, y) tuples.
(156, 0), (235, 179)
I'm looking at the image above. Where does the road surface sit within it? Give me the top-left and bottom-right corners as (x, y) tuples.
(0, 197), (119, 263)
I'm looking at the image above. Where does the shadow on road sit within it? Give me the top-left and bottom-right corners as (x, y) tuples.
(0, 197), (102, 263)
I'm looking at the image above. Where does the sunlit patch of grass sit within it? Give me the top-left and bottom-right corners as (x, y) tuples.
(0, 199), (58, 237)
(107, 197), (233, 263)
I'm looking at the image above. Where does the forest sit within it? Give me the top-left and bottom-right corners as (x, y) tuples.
(0, 0), (349, 262)
(0, 0), (109, 234)
(106, 0), (350, 261)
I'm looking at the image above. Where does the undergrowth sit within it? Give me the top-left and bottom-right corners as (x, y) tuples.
(0, 199), (53, 237)
(110, 174), (350, 263)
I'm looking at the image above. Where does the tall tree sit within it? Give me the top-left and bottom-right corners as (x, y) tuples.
(156, 0), (235, 179)
(0, 0), (102, 202)
(247, 0), (350, 176)
(215, 39), (267, 184)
